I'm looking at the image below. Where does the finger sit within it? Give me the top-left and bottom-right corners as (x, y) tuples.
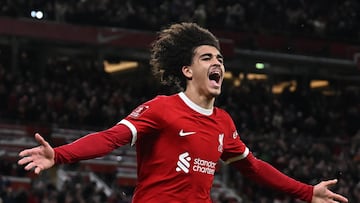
(35, 133), (49, 147)
(18, 133), (45, 157)
(34, 166), (42, 174)
(322, 179), (338, 187)
(19, 148), (32, 157)
(331, 192), (348, 203)
(24, 162), (36, 171)
(18, 156), (32, 165)
(323, 180), (348, 203)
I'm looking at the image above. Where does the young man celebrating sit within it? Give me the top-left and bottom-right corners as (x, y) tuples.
(18, 22), (348, 203)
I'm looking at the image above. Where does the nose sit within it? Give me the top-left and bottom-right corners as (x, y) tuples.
(211, 58), (222, 66)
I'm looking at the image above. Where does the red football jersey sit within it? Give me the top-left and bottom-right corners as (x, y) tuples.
(118, 92), (249, 203)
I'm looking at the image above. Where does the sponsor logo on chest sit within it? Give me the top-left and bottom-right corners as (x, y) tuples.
(175, 129), (225, 174)
(176, 152), (217, 175)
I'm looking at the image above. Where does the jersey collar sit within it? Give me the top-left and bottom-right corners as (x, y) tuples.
(178, 92), (213, 116)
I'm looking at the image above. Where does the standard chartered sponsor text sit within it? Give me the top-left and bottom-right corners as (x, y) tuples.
(193, 158), (216, 175)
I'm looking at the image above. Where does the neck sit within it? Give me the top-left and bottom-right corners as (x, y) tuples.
(183, 90), (215, 109)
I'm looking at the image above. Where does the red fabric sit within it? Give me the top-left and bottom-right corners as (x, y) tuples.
(230, 152), (313, 202)
(52, 92), (313, 202)
(54, 124), (132, 164)
(122, 93), (247, 203)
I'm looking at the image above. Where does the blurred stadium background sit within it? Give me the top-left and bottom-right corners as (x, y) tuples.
(0, 0), (359, 202)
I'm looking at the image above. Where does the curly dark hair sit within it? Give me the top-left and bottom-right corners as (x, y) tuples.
(150, 22), (220, 91)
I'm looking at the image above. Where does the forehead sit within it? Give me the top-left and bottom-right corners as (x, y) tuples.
(193, 45), (221, 56)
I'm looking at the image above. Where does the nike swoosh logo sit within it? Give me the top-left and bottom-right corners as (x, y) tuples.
(179, 129), (196, 137)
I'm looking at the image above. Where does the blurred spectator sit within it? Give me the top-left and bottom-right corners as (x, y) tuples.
(1, 0), (360, 42)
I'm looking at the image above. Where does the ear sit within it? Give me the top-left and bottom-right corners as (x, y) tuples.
(182, 66), (192, 79)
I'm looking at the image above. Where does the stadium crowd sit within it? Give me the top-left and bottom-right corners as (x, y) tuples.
(1, 0), (360, 43)
(0, 50), (359, 202)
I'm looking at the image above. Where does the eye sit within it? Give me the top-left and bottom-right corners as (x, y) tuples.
(217, 57), (224, 64)
(201, 56), (211, 61)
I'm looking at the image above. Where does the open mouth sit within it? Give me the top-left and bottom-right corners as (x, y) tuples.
(208, 70), (222, 84)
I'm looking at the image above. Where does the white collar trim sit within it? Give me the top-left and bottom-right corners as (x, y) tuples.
(178, 92), (213, 116)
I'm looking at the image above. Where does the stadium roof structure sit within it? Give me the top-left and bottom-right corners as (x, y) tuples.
(1, 17), (359, 84)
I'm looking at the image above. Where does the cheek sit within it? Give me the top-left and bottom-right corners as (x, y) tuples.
(191, 63), (210, 81)
(193, 72), (207, 82)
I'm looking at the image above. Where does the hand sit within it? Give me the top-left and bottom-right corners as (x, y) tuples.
(312, 179), (348, 203)
(18, 133), (55, 174)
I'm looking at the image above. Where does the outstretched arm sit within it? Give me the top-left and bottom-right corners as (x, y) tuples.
(54, 124), (132, 163)
(229, 153), (348, 203)
(18, 124), (132, 174)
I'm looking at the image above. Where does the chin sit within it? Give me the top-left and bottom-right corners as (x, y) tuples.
(210, 89), (221, 97)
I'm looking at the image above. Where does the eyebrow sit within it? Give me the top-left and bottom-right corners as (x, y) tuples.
(200, 53), (224, 59)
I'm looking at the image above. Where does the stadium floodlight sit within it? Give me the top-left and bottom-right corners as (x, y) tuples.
(255, 62), (265, 69)
(30, 10), (44, 19)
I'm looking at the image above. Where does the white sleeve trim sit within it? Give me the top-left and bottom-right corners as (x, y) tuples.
(224, 147), (250, 164)
(118, 119), (137, 146)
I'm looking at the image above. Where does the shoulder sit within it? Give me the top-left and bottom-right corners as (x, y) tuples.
(128, 95), (174, 120)
(213, 107), (237, 131)
(214, 107), (232, 120)
(144, 94), (178, 106)
(133, 94), (178, 114)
